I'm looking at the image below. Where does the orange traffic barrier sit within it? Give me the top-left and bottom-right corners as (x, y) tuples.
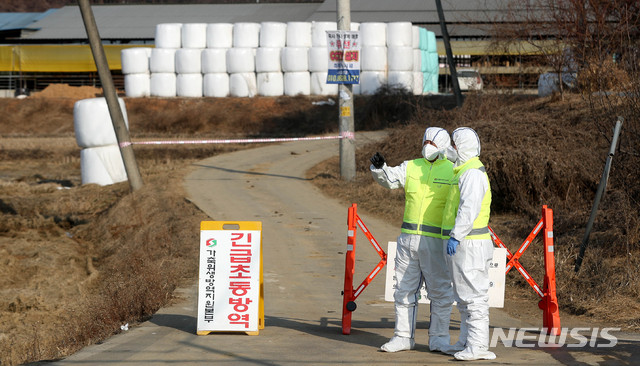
(342, 203), (387, 335)
(489, 205), (560, 335)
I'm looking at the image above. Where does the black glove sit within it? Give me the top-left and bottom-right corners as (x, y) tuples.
(370, 152), (385, 169)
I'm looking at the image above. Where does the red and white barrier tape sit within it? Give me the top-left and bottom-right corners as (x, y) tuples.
(119, 132), (355, 148)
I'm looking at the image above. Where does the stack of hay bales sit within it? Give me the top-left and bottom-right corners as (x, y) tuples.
(121, 21), (441, 98)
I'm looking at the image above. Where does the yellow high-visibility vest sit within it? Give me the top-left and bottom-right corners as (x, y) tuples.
(441, 157), (491, 240)
(401, 158), (453, 238)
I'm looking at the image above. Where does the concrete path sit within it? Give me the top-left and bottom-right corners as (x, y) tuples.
(55, 132), (639, 365)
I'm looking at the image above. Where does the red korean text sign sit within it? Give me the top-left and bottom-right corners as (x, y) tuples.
(197, 221), (264, 335)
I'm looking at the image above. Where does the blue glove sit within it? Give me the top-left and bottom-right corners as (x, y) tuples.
(447, 237), (460, 256)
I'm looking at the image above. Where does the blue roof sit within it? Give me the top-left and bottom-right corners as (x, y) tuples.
(0, 9), (55, 32)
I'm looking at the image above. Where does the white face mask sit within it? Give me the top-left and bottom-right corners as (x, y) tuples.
(444, 146), (458, 164)
(422, 144), (439, 161)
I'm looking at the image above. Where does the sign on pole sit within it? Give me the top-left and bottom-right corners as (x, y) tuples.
(326, 30), (361, 85)
(197, 221), (264, 335)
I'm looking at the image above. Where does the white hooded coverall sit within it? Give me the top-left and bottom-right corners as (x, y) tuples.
(443, 127), (496, 360)
(370, 127), (454, 352)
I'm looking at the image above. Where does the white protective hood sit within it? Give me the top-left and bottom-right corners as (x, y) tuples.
(451, 127), (481, 165)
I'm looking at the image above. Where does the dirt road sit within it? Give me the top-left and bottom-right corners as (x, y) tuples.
(54, 133), (639, 365)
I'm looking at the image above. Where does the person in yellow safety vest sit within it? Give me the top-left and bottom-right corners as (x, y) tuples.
(370, 127), (456, 353)
(441, 127), (496, 361)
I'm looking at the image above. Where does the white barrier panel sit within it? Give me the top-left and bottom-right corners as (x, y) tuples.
(177, 73), (203, 97)
(260, 22), (287, 48)
(284, 71), (310, 96)
(150, 48), (177, 73)
(155, 23), (182, 49)
(281, 47), (309, 73)
(384, 242), (506, 308)
(74, 97), (128, 148)
(311, 21), (337, 47)
(121, 47), (151, 74)
(229, 72), (257, 97)
(386, 22), (413, 47)
(412, 71), (423, 95)
(204, 73), (230, 97)
(360, 22), (387, 47)
(308, 47), (329, 72)
(182, 23), (207, 49)
(233, 22), (261, 48)
(150, 73), (177, 97)
(255, 47), (282, 73)
(201, 48), (228, 73)
(257, 72), (284, 96)
(175, 48), (203, 74)
(388, 71), (413, 91)
(206, 23), (233, 48)
(286, 22), (312, 47)
(388, 46), (414, 72)
(351, 22), (361, 31)
(226, 47), (255, 73)
(361, 46), (387, 72)
(80, 145), (128, 186)
(360, 71), (386, 95)
(310, 72), (338, 95)
(124, 73), (150, 98)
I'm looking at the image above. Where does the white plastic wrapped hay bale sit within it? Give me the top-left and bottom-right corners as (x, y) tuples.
(206, 23), (233, 48)
(257, 72), (284, 96)
(311, 21), (337, 47)
(386, 22), (413, 47)
(412, 26), (421, 49)
(124, 73), (150, 97)
(281, 47), (309, 72)
(155, 23), (182, 49)
(182, 23), (207, 49)
(310, 72), (338, 96)
(260, 22), (286, 48)
(308, 47), (329, 72)
(284, 71), (310, 96)
(150, 48), (176, 73)
(413, 49), (422, 72)
(176, 73), (203, 97)
(80, 145), (127, 186)
(233, 22), (261, 48)
(74, 97), (129, 148)
(204, 73), (230, 97)
(361, 46), (387, 72)
(286, 22), (312, 47)
(359, 71), (386, 95)
(226, 47), (255, 73)
(150, 73), (177, 97)
(388, 46), (414, 72)
(201, 48), (228, 73)
(360, 22), (387, 47)
(388, 71), (413, 92)
(412, 71), (423, 95)
(121, 47), (151, 74)
(256, 47), (282, 73)
(229, 73), (257, 97)
(175, 48), (203, 74)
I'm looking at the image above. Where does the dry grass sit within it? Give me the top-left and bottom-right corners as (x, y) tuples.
(1, 87), (639, 365)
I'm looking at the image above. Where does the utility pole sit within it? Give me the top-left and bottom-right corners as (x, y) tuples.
(77, 0), (144, 191)
(435, 0), (463, 107)
(337, 0), (356, 181)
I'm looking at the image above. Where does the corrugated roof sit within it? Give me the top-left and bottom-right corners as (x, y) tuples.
(23, 3), (322, 40)
(19, 0), (525, 41)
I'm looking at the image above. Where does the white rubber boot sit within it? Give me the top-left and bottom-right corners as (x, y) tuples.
(380, 336), (415, 352)
(454, 345), (496, 360)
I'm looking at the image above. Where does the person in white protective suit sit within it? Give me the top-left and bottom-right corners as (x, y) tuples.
(369, 127), (455, 353)
(441, 127), (496, 361)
